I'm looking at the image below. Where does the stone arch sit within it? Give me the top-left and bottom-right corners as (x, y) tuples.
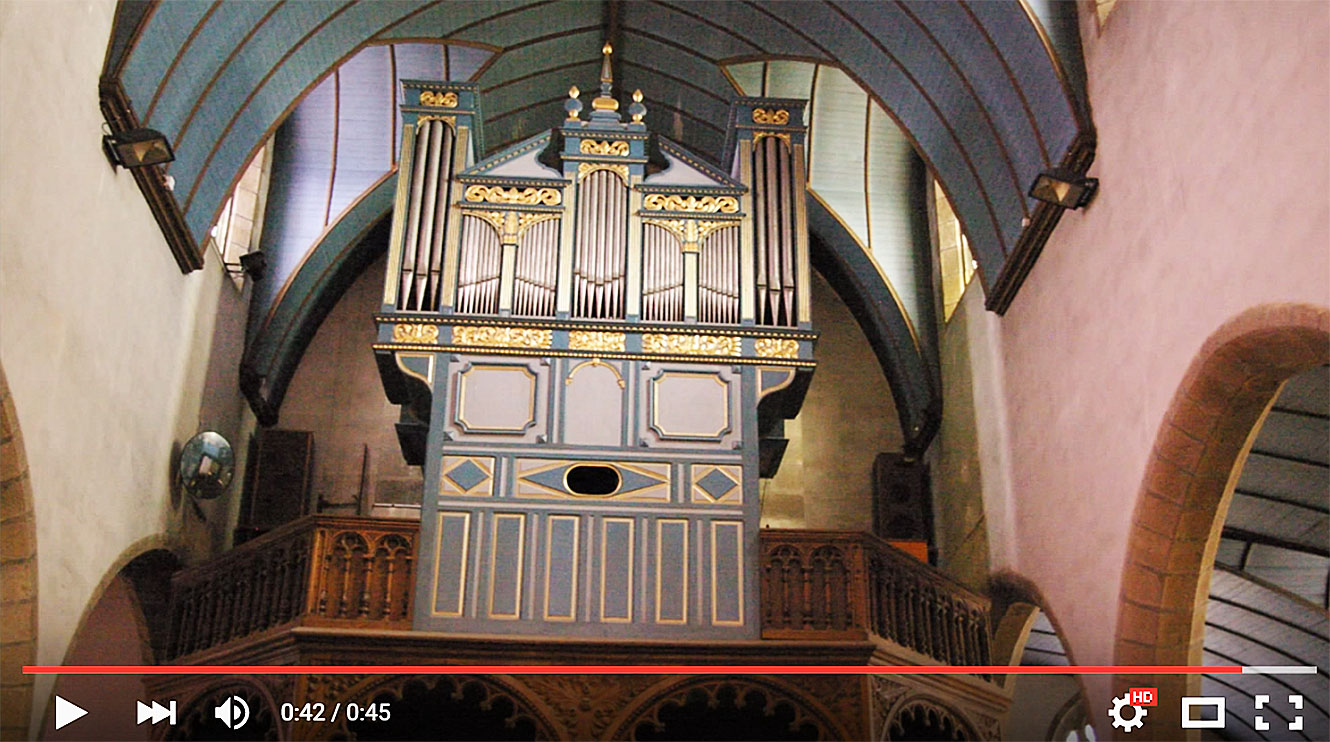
(1114, 303), (1330, 733)
(0, 364), (38, 739)
(606, 675), (852, 741)
(43, 539), (184, 739)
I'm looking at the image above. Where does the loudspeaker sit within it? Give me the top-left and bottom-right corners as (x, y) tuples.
(872, 453), (934, 555)
(235, 429), (313, 544)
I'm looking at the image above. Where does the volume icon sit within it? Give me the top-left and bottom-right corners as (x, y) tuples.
(136, 700), (176, 726)
(214, 695), (250, 730)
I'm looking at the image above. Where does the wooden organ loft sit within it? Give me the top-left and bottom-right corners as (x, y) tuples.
(151, 47), (1012, 741)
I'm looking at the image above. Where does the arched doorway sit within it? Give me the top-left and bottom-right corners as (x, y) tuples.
(0, 365), (38, 739)
(1115, 304), (1329, 735)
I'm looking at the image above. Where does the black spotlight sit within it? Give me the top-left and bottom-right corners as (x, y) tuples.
(1029, 167), (1098, 209)
(226, 251), (267, 282)
(103, 127), (175, 169)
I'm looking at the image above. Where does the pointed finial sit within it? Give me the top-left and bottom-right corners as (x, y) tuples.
(591, 40), (620, 117)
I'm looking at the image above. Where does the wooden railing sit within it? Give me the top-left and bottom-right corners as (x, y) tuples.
(759, 530), (992, 667)
(166, 516), (417, 660)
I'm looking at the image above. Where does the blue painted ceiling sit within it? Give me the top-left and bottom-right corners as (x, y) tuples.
(105, 0), (1093, 304)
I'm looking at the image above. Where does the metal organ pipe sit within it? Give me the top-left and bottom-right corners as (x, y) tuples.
(641, 224), (683, 322)
(699, 225), (739, 324)
(456, 215), (501, 314)
(751, 136), (797, 326)
(573, 170), (627, 319)
(396, 120), (455, 311)
(514, 218), (558, 317)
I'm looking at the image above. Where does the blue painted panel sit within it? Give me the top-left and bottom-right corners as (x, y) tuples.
(711, 520), (743, 625)
(639, 1), (824, 61)
(656, 520), (688, 623)
(330, 45), (394, 218)
(911, 1), (1054, 173)
(181, 1), (411, 241)
(448, 46), (495, 82)
(965, 1), (1084, 158)
(544, 515), (579, 620)
(148, 2), (285, 137)
(835, 1), (1029, 250)
(601, 518), (634, 621)
(488, 513), (526, 619)
(449, 2), (603, 48)
(433, 512), (472, 616)
(373, 0), (542, 41)
(120, 1), (218, 114)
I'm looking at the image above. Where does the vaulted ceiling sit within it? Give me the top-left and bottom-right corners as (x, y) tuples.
(100, 0), (1094, 446)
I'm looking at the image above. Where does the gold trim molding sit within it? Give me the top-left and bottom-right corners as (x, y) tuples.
(579, 139), (630, 156)
(452, 325), (553, 349)
(393, 323), (440, 344)
(752, 108), (791, 125)
(753, 131), (791, 147)
(420, 90), (458, 108)
(464, 185), (561, 206)
(577, 162), (629, 182)
(642, 194), (739, 214)
(569, 330), (626, 352)
(754, 337), (799, 359)
(642, 333), (741, 356)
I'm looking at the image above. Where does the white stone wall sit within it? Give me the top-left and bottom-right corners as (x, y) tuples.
(0, 1), (245, 732)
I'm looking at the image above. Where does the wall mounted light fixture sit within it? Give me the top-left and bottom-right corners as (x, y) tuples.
(103, 127), (175, 169)
(1029, 167), (1098, 209)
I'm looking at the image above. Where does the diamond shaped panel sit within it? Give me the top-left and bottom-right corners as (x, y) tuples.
(445, 459), (489, 492)
(696, 468), (738, 500)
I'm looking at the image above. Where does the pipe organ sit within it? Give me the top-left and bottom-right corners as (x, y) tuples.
(375, 48), (816, 638)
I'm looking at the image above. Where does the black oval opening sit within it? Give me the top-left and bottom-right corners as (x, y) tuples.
(565, 464), (620, 496)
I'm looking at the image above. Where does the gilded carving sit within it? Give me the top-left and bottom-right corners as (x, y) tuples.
(517, 212), (560, 235)
(754, 337), (799, 358)
(416, 114), (456, 128)
(577, 162), (629, 182)
(568, 330), (626, 352)
(752, 107), (791, 125)
(642, 333), (741, 356)
(642, 194), (739, 213)
(468, 210), (506, 232)
(464, 185), (561, 206)
(643, 218), (689, 242)
(392, 323), (439, 344)
(451, 325), (553, 349)
(753, 131), (792, 146)
(579, 139), (630, 156)
(419, 90), (458, 108)
(696, 220), (737, 242)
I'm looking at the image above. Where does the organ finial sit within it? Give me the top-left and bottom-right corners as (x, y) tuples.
(629, 89), (646, 124)
(591, 41), (620, 117)
(565, 85), (583, 120)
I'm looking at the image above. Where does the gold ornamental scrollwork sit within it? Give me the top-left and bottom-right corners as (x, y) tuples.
(577, 162), (629, 182)
(696, 220), (737, 242)
(452, 325), (553, 349)
(754, 337), (799, 359)
(392, 323), (439, 344)
(517, 212), (561, 236)
(417, 114), (456, 128)
(752, 131), (792, 147)
(469, 210), (506, 232)
(419, 90), (458, 108)
(643, 218), (689, 243)
(642, 333), (741, 356)
(464, 185), (562, 206)
(752, 108), (791, 125)
(578, 139), (630, 156)
(642, 194), (739, 214)
(568, 330), (626, 352)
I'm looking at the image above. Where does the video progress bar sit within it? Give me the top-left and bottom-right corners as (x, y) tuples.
(23, 665), (1319, 676)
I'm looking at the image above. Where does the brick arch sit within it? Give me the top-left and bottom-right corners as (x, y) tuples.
(1114, 303), (1329, 734)
(0, 365), (37, 739)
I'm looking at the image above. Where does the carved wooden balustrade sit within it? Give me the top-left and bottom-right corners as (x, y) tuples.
(760, 530), (992, 668)
(166, 516), (417, 661)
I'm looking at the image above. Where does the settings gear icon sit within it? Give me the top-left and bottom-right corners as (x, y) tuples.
(1109, 693), (1147, 732)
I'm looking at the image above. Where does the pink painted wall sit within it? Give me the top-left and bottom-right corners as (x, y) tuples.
(997, 0), (1329, 711)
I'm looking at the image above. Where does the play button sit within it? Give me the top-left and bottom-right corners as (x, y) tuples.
(54, 696), (88, 730)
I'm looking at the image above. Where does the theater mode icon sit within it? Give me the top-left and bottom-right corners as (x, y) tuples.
(1180, 697), (1225, 729)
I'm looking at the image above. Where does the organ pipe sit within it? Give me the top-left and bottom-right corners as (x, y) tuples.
(699, 225), (740, 324)
(396, 120), (455, 311)
(641, 224), (684, 322)
(751, 136), (797, 326)
(513, 218), (559, 317)
(573, 169), (628, 319)
(456, 215), (501, 314)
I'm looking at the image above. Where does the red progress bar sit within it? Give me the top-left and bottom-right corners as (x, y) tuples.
(25, 665), (1246, 675)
